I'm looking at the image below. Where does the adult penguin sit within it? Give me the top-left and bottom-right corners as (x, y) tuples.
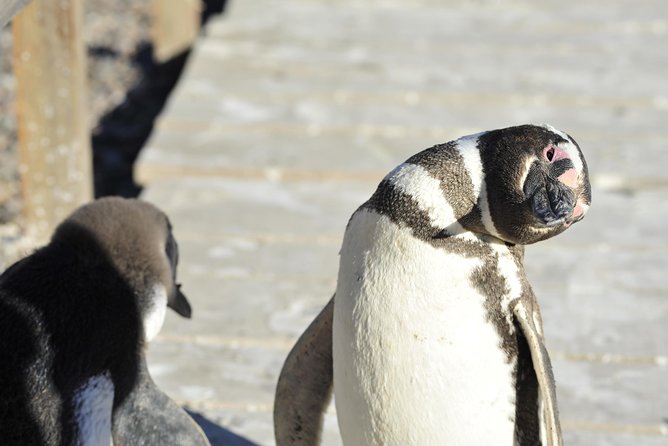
(274, 124), (591, 446)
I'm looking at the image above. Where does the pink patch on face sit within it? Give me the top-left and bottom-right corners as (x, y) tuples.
(543, 144), (569, 163)
(571, 199), (588, 219)
(558, 168), (578, 189)
(563, 199), (587, 228)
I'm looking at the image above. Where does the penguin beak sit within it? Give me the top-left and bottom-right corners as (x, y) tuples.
(523, 162), (576, 227)
(168, 283), (192, 319)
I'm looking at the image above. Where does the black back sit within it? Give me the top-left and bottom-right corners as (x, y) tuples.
(0, 223), (143, 445)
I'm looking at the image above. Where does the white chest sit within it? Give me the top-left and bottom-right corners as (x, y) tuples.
(72, 373), (114, 446)
(333, 211), (517, 445)
(143, 284), (168, 342)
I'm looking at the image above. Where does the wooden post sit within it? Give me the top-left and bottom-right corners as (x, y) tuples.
(151, 0), (201, 63)
(12, 0), (92, 243)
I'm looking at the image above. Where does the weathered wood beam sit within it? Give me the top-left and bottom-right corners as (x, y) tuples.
(12, 0), (92, 243)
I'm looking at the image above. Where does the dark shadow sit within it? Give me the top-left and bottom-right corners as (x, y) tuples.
(92, 46), (190, 197)
(201, 0), (228, 23)
(186, 409), (261, 446)
(92, 0), (230, 198)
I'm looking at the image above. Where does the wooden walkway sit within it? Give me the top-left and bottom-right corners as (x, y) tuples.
(138, 1), (668, 444)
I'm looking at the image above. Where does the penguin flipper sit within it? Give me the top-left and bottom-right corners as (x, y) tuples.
(274, 296), (334, 446)
(513, 300), (564, 446)
(112, 360), (210, 446)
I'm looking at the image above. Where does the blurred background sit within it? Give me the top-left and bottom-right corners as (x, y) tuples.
(1, 0), (667, 445)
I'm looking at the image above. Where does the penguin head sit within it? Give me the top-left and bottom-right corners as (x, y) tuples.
(477, 124), (591, 245)
(53, 197), (192, 342)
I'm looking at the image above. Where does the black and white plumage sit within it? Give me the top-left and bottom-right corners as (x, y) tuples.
(0, 197), (209, 446)
(274, 124), (591, 446)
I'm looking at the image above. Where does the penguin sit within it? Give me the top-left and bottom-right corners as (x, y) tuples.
(0, 197), (210, 446)
(274, 124), (591, 446)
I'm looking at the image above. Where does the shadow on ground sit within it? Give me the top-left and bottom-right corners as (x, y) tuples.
(92, 0), (228, 198)
(187, 410), (260, 446)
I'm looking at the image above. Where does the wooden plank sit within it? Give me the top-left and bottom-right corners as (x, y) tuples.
(12, 0), (92, 243)
(151, 0), (201, 63)
(0, 0), (31, 26)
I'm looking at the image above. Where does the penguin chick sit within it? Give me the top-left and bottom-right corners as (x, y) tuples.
(0, 197), (209, 446)
(274, 124), (591, 446)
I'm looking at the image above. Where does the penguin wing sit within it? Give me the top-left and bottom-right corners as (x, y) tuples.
(274, 296), (334, 446)
(112, 360), (210, 446)
(513, 300), (564, 446)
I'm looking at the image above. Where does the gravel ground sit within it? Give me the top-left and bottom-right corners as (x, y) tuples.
(0, 0), (152, 267)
